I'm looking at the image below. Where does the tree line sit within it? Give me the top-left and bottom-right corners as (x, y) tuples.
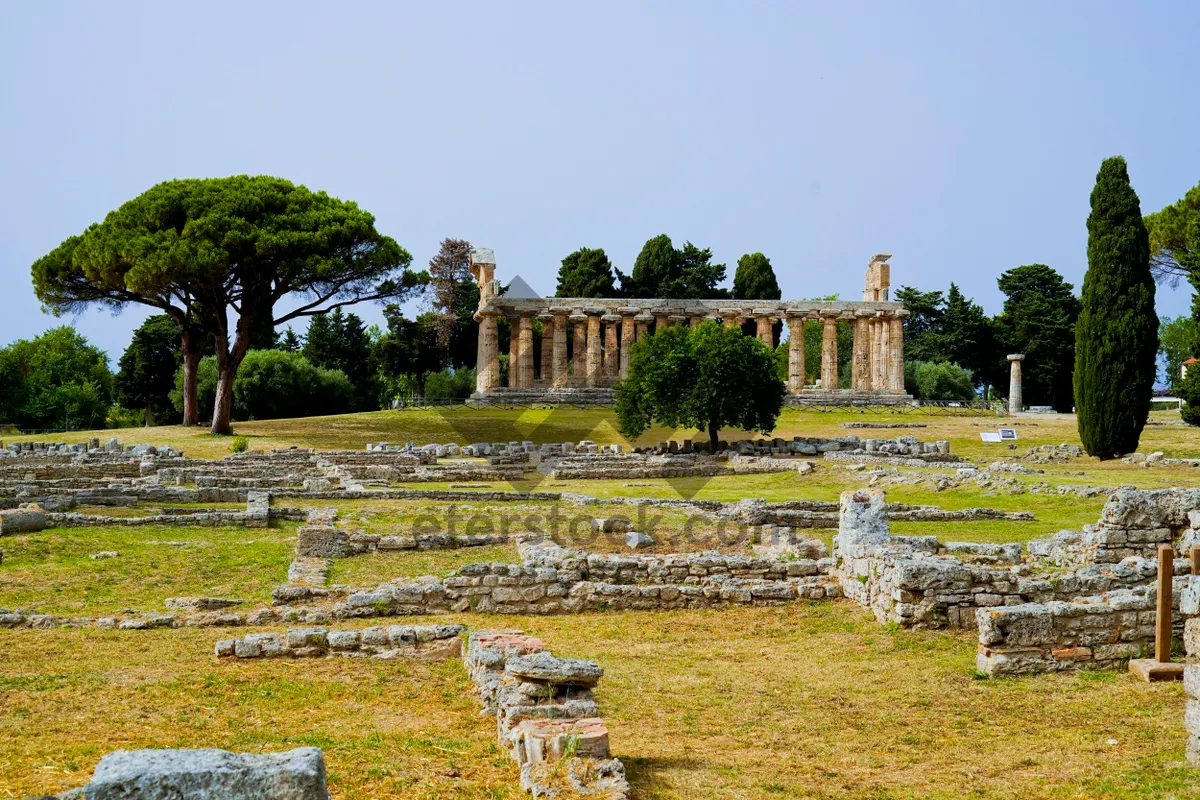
(9, 164), (1199, 448)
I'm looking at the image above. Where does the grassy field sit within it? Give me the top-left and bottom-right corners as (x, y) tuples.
(5, 407), (1200, 796)
(2, 604), (1197, 799)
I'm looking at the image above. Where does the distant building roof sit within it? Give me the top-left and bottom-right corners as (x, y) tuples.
(504, 275), (541, 299)
(1185, 358), (1199, 365)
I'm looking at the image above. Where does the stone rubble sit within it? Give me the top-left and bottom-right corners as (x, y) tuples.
(464, 630), (629, 799)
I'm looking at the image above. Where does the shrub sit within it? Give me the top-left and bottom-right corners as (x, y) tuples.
(904, 360), (976, 403)
(1180, 367), (1200, 426)
(172, 350), (353, 422)
(230, 435), (249, 453)
(424, 368), (476, 402)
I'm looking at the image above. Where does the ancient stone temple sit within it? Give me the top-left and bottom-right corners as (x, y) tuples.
(468, 249), (911, 405)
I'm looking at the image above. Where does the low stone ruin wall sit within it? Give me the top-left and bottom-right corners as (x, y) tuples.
(330, 539), (839, 618)
(1182, 577), (1200, 763)
(975, 585), (1185, 676)
(833, 487), (1186, 632)
(1027, 488), (1200, 566)
(465, 630), (629, 799)
(216, 623), (464, 662)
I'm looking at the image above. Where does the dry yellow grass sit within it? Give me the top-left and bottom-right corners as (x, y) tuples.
(2, 604), (1197, 799)
(6, 407), (1200, 797)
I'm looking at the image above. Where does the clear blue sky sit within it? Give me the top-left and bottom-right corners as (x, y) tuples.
(2, 1), (1198, 361)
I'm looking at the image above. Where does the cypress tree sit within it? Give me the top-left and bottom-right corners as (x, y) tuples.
(1075, 156), (1158, 459)
(732, 252), (782, 299)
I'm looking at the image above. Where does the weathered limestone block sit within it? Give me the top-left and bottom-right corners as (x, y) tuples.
(516, 718), (610, 765)
(296, 526), (353, 558)
(505, 651), (603, 687)
(245, 490), (270, 528)
(69, 747), (329, 799)
(833, 488), (890, 555)
(0, 507), (47, 535)
(519, 757), (630, 800)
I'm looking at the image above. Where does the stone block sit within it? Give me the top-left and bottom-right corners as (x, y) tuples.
(76, 747), (329, 799)
(0, 507), (47, 535)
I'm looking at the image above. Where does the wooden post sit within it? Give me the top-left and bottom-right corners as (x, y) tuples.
(1191, 545), (1200, 576)
(1129, 543), (1184, 681)
(1156, 543), (1173, 664)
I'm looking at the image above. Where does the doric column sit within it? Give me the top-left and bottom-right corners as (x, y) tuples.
(635, 314), (653, 341)
(518, 315), (534, 389)
(754, 313), (774, 348)
(538, 314), (554, 383)
(878, 313), (891, 390)
(552, 311), (569, 388)
(869, 315), (881, 391)
(508, 320), (521, 388)
(571, 313), (587, 382)
(602, 314), (620, 377)
(475, 312), (499, 393)
(851, 312), (869, 392)
(888, 313), (905, 393)
(653, 312), (671, 332)
(720, 308), (741, 329)
(586, 313), (602, 387)
(620, 313), (636, 377)
(1008, 354), (1025, 413)
(786, 315), (805, 393)
(820, 314), (838, 391)
(690, 315), (704, 329)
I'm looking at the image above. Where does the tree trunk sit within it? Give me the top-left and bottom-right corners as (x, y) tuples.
(145, 403), (153, 427)
(180, 330), (204, 427)
(708, 423), (719, 453)
(211, 365), (236, 435)
(209, 316), (253, 435)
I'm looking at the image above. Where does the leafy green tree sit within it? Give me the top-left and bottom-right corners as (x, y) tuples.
(170, 350), (352, 422)
(619, 235), (729, 298)
(1075, 156), (1158, 459)
(1145, 180), (1200, 324)
(903, 361), (976, 402)
(0, 327), (112, 430)
(1179, 365), (1200, 426)
(32, 175), (424, 434)
(616, 321), (784, 451)
(994, 264), (1081, 412)
(303, 308), (376, 410)
(113, 314), (181, 426)
(556, 247), (620, 297)
(1158, 315), (1198, 389)
(732, 252), (781, 300)
(373, 306), (444, 399)
(893, 287), (945, 363)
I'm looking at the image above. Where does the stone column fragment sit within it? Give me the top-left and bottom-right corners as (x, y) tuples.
(1008, 354), (1025, 413)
